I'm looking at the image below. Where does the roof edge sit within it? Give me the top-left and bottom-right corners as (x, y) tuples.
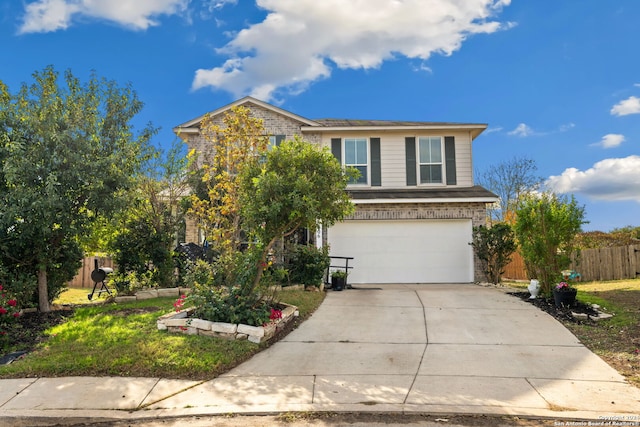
(173, 96), (321, 133)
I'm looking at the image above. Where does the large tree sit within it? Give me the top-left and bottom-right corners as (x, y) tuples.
(514, 193), (586, 294)
(240, 136), (355, 291)
(188, 106), (268, 259)
(0, 66), (154, 311)
(477, 156), (544, 223)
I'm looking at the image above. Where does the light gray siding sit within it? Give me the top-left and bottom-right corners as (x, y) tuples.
(320, 130), (474, 189)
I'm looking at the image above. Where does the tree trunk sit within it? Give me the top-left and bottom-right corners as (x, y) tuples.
(38, 267), (51, 313)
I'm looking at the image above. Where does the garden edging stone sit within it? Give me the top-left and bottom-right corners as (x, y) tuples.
(156, 304), (298, 344)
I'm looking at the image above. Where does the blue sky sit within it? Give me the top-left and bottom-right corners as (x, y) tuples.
(1, 0), (639, 232)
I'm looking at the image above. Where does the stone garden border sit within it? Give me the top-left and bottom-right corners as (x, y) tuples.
(113, 287), (189, 303)
(156, 303), (299, 344)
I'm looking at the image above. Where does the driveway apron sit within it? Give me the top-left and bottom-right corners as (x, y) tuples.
(146, 284), (640, 418)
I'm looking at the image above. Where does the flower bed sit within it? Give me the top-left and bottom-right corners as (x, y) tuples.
(156, 303), (298, 344)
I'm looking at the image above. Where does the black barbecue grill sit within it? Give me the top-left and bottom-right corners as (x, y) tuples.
(88, 259), (113, 300)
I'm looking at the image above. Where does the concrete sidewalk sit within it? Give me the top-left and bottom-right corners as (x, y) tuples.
(1, 284), (639, 424)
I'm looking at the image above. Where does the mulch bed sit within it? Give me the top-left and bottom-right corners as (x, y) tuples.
(509, 291), (600, 323)
(1, 308), (73, 363)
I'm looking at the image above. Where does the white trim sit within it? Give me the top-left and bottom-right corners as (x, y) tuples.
(343, 137), (370, 186)
(352, 197), (498, 204)
(417, 135), (444, 185)
(302, 124), (487, 139)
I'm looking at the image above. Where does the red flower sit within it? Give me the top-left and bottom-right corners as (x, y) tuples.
(13, 312), (20, 318)
(270, 308), (282, 320)
(0, 308), (7, 315)
(7, 299), (17, 307)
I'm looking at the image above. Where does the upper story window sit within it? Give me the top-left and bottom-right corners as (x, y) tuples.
(405, 136), (456, 187)
(344, 138), (368, 185)
(418, 136), (443, 184)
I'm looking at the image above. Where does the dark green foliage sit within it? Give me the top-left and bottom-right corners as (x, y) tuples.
(470, 223), (516, 284)
(288, 245), (330, 287)
(189, 285), (271, 326)
(0, 66), (155, 311)
(0, 267), (37, 309)
(111, 216), (176, 288)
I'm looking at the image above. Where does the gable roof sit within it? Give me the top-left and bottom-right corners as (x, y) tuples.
(173, 96), (320, 135)
(173, 97), (488, 140)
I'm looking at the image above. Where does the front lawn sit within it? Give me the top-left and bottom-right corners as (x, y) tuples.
(566, 280), (640, 387)
(0, 289), (325, 380)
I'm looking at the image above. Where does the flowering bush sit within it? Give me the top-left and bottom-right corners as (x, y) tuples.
(269, 308), (282, 321)
(0, 284), (21, 350)
(555, 281), (575, 292)
(173, 294), (187, 312)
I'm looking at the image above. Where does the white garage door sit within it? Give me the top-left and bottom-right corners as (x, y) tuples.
(327, 219), (473, 284)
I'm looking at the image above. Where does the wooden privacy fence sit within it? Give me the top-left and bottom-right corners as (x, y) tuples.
(67, 257), (114, 288)
(502, 244), (640, 282)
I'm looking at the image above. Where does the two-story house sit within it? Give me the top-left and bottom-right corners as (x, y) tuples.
(174, 96), (497, 284)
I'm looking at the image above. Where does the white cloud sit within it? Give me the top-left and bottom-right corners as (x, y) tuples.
(506, 122), (574, 137)
(508, 123), (534, 137)
(484, 126), (503, 134)
(559, 122), (575, 132)
(192, 0), (513, 100)
(610, 95), (640, 116)
(546, 155), (640, 202)
(19, 0), (189, 33)
(591, 133), (625, 149)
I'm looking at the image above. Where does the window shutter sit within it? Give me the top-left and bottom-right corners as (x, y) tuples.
(370, 137), (381, 186)
(331, 138), (342, 163)
(275, 135), (285, 146)
(405, 137), (416, 186)
(444, 136), (457, 185)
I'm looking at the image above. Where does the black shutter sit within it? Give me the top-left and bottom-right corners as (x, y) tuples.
(331, 138), (342, 163)
(405, 137), (416, 186)
(444, 136), (457, 185)
(275, 135), (285, 146)
(370, 137), (381, 186)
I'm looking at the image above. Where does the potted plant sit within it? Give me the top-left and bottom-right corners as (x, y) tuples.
(552, 281), (577, 308)
(330, 270), (347, 291)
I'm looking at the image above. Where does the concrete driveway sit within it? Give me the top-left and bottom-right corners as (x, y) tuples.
(2, 283), (639, 423)
(148, 284), (640, 418)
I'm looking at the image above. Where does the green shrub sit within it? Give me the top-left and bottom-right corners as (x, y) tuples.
(110, 271), (155, 296)
(470, 223), (516, 285)
(182, 259), (216, 289)
(188, 286), (271, 326)
(0, 267), (37, 309)
(288, 245), (330, 287)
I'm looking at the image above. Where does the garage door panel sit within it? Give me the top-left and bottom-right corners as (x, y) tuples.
(327, 220), (473, 284)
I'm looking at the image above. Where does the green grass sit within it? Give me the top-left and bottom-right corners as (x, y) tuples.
(54, 287), (106, 305)
(1, 289), (325, 380)
(564, 279), (640, 387)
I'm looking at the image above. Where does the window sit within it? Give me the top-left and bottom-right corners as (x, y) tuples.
(268, 134), (285, 150)
(344, 138), (368, 184)
(418, 136), (443, 184)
